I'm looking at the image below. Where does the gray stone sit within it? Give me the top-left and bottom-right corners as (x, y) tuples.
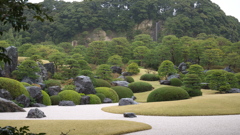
(38, 83), (46, 90)
(43, 63), (55, 75)
(0, 89), (13, 100)
(21, 77), (34, 84)
(160, 80), (171, 85)
(224, 66), (234, 73)
(80, 96), (90, 105)
(111, 81), (129, 87)
(121, 72), (132, 76)
(178, 62), (187, 72)
(36, 62), (48, 82)
(0, 97), (25, 112)
(74, 76), (96, 94)
(103, 98), (113, 103)
(123, 112), (137, 118)
(119, 98), (138, 106)
(131, 96), (137, 100)
(111, 66), (122, 74)
(15, 94), (30, 107)
(117, 75), (125, 80)
(30, 103), (46, 107)
(26, 108), (46, 118)
(26, 86), (43, 103)
(59, 101), (76, 106)
(48, 86), (61, 96)
(167, 74), (180, 81)
(227, 88), (240, 93)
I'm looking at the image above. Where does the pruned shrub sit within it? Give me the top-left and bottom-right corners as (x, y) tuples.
(63, 85), (76, 90)
(128, 82), (153, 93)
(44, 79), (61, 88)
(225, 72), (237, 88)
(147, 87), (190, 102)
(127, 62), (140, 75)
(96, 93), (106, 103)
(21, 82), (32, 87)
(111, 86), (133, 99)
(182, 74), (202, 97)
(58, 90), (81, 105)
(0, 77), (29, 99)
(94, 79), (111, 87)
(50, 95), (61, 105)
(95, 87), (119, 102)
(170, 78), (183, 86)
(41, 90), (51, 106)
(125, 76), (134, 83)
(140, 74), (159, 81)
(208, 71), (230, 92)
(88, 94), (101, 104)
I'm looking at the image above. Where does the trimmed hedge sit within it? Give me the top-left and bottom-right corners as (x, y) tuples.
(182, 74), (202, 97)
(111, 86), (133, 99)
(41, 90), (52, 106)
(0, 77), (29, 99)
(170, 78), (183, 86)
(58, 90), (81, 105)
(125, 76), (134, 83)
(87, 94), (101, 104)
(50, 95), (61, 105)
(128, 82), (153, 93)
(140, 74), (159, 81)
(147, 87), (190, 102)
(95, 87), (119, 103)
(94, 79), (111, 87)
(95, 93), (106, 103)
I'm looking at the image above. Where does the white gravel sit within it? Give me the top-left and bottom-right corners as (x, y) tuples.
(1, 103), (240, 135)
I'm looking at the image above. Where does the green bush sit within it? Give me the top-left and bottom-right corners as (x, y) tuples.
(41, 90), (51, 106)
(147, 87), (190, 102)
(50, 95), (61, 105)
(128, 82), (153, 93)
(182, 74), (202, 97)
(94, 79), (111, 87)
(63, 85), (76, 90)
(58, 90), (81, 105)
(235, 73), (240, 88)
(95, 87), (119, 102)
(111, 86), (133, 99)
(170, 78), (183, 86)
(125, 76), (134, 83)
(140, 74), (159, 81)
(0, 126), (46, 135)
(21, 82), (32, 87)
(52, 72), (63, 80)
(225, 72), (238, 88)
(44, 79), (61, 88)
(127, 62), (140, 75)
(87, 94), (101, 104)
(0, 77), (29, 99)
(208, 71), (230, 92)
(95, 93), (106, 103)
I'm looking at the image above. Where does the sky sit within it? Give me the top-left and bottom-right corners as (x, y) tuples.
(29, 0), (240, 22)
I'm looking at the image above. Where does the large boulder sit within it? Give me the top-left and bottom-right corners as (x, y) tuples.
(160, 80), (171, 85)
(36, 62), (48, 81)
(227, 88), (240, 93)
(80, 96), (90, 105)
(119, 98), (138, 106)
(15, 94), (30, 107)
(178, 62), (188, 74)
(26, 86), (43, 103)
(0, 89), (13, 100)
(167, 74), (180, 81)
(59, 101), (76, 106)
(26, 108), (46, 118)
(224, 66), (234, 73)
(111, 66), (122, 74)
(0, 97), (25, 112)
(30, 103), (46, 107)
(121, 72), (132, 76)
(123, 112), (137, 118)
(103, 98), (113, 103)
(111, 81), (129, 87)
(43, 63), (55, 76)
(48, 86), (61, 96)
(74, 76), (96, 94)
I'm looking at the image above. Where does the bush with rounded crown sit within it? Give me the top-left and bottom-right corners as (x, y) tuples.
(50, 95), (61, 105)
(0, 77), (29, 99)
(21, 82), (32, 87)
(95, 87), (119, 102)
(95, 93), (106, 102)
(158, 60), (177, 79)
(225, 72), (237, 88)
(58, 90), (81, 105)
(41, 90), (51, 106)
(125, 76), (134, 83)
(87, 94), (101, 104)
(208, 71), (230, 92)
(127, 62), (140, 75)
(94, 79), (111, 87)
(182, 74), (202, 97)
(170, 78), (183, 86)
(128, 82), (153, 93)
(147, 87), (190, 102)
(140, 74), (159, 81)
(111, 86), (133, 99)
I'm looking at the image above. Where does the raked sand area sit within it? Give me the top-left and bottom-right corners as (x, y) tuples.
(0, 103), (240, 135)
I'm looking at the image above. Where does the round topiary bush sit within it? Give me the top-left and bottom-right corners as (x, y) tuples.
(111, 86), (133, 99)
(95, 93), (106, 103)
(125, 76), (134, 83)
(95, 87), (119, 103)
(0, 77), (29, 99)
(41, 90), (52, 106)
(94, 79), (111, 87)
(140, 74), (159, 81)
(87, 94), (101, 104)
(50, 95), (61, 105)
(170, 78), (183, 86)
(128, 82), (153, 93)
(182, 74), (202, 97)
(21, 82), (32, 87)
(58, 90), (81, 105)
(147, 87), (190, 102)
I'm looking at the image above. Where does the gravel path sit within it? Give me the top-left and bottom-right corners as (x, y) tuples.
(1, 103), (240, 135)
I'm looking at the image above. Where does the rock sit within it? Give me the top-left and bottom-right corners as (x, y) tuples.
(117, 75), (125, 80)
(48, 86), (61, 96)
(80, 96), (90, 105)
(121, 72), (132, 76)
(38, 83), (46, 90)
(178, 62), (187, 72)
(59, 101), (76, 106)
(30, 103), (46, 107)
(167, 74), (180, 81)
(0, 97), (25, 112)
(0, 89), (13, 100)
(227, 88), (240, 93)
(15, 94), (30, 107)
(26, 86), (43, 103)
(111, 81), (129, 87)
(123, 112), (137, 118)
(21, 77), (34, 84)
(111, 66), (122, 74)
(36, 62), (48, 82)
(103, 98), (112, 103)
(181, 71), (188, 74)
(119, 98), (138, 106)
(74, 76), (96, 94)
(160, 80), (171, 85)
(224, 66), (234, 73)
(43, 63), (55, 76)
(26, 108), (46, 118)
(131, 96), (137, 100)
(201, 83), (210, 89)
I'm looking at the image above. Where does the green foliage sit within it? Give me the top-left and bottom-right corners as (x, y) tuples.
(133, 46), (149, 66)
(107, 55), (123, 67)
(94, 79), (111, 88)
(208, 71), (231, 92)
(63, 85), (76, 90)
(52, 72), (63, 80)
(41, 90), (51, 106)
(20, 82), (31, 87)
(125, 76), (134, 83)
(158, 60), (177, 79)
(127, 62), (140, 75)
(29, 55), (42, 62)
(48, 52), (66, 71)
(95, 93), (106, 103)
(95, 87), (119, 103)
(187, 64), (205, 82)
(235, 73), (240, 88)
(58, 90), (81, 105)
(147, 87), (190, 102)
(140, 74), (159, 81)
(128, 82), (153, 93)
(44, 79), (61, 88)
(182, 74), (202, 97)
(0, 77), (29, 99)
(0, 126), (46, 135)
(225, 72), (238, 88)
(111, 86), (134, 99)
(95, 64), (112, 81)
(78, 60), (91, 70)
(50, 95), (61, 105)
(87, 94), (101, 104)
(170, 78), (183, 86)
